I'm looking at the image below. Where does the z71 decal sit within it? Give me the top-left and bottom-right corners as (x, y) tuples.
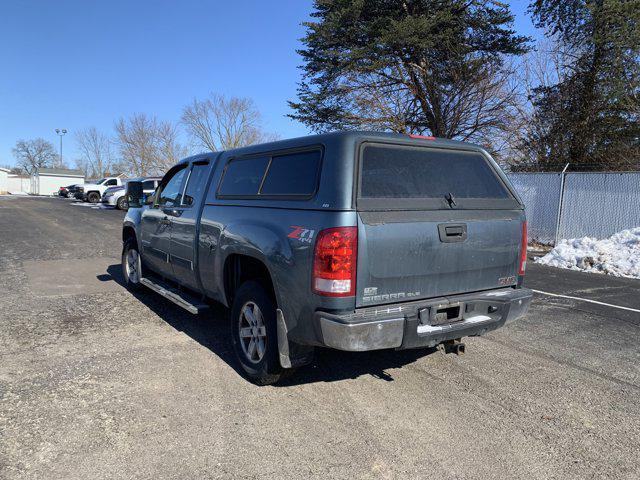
(288, 226), (315, 243)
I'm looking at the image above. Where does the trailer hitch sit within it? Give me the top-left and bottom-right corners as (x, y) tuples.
(440, 338), (466, 356)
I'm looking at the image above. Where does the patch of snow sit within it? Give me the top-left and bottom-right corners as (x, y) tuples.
(464, 315), (492, 324)
(484, 291), (511, 297)
(535, 228), (640, 279)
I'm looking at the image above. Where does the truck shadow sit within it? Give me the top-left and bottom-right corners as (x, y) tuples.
(104, 264), (437, 386)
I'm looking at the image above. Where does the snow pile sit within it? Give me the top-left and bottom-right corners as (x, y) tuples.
(535, 228), (640, 278)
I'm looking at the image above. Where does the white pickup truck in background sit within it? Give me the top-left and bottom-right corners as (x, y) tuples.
(76, 177), (124, 203)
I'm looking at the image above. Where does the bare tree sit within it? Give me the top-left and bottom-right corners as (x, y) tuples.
(11, 138), (59, 175)
(114, 113), (188, 176)
(312, 59), (523, 154)
(181, 94), (278, 152)
(497, 40), (572, 170)
(156, 121), (187, 171)
(75, 127), (113, 177)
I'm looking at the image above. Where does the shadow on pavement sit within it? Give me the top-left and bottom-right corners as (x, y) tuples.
(104, 264), (435, 386)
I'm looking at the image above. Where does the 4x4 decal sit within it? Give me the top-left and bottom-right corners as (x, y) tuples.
(288, 226), (315, 243)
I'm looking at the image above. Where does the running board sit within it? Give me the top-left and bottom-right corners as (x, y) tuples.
(139, 277), (209, 314)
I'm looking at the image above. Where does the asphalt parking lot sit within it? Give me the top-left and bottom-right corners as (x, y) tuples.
(1, 196), (639, 479)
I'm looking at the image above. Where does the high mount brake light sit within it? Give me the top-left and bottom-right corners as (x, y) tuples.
(408, 134), (436, 140)
(312, 227), (358, 297)
(519, 221), (528, 275)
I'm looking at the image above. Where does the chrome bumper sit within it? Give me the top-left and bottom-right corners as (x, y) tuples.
(314, 288), (533, 351)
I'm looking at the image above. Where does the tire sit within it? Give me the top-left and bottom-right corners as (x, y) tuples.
(230, 281), (283, 385)
(121, 238), (143, 292)
(87, 191), (100, 204)
(116, 196), (128, 210)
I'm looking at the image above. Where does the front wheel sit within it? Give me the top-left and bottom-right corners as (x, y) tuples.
(116, 196), (128, 210)
(121, 238), (143, 292)
(230, 281), (283, 385)
(87, 191), (100, 203)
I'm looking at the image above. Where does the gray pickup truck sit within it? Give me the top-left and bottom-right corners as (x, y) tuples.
(122, 131), (532, 384)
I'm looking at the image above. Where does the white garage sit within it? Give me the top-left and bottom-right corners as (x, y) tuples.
(32, 168), (85, 196)
(0, 167), (9, 194)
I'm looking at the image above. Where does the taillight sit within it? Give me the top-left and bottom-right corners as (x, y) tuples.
(312, 227), (358, 297)
(519, 221), (527, 275)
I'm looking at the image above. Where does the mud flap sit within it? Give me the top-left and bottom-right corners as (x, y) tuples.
(276, 308), (292, 368)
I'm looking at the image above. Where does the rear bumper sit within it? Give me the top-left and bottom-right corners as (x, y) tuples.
(314, 287), (532, 351)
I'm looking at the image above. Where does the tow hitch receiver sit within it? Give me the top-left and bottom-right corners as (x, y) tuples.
(440, 338), (466, 355)
(419, 303), (464, 326)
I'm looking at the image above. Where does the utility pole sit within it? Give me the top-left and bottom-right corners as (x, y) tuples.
(55, 128), (67, 167)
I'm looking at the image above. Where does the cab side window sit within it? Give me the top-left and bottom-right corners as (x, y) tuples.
(260, 150), (321, 196)
(105, 179), (117, 186)
(182, 162), (210, 207)
(218, 156), (269, 197)
(157, 167), (187, 207)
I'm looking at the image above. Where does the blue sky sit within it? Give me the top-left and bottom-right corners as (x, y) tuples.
(0, 0), (541, 167)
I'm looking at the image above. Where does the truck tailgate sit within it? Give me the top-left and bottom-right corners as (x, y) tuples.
(356, 209), (523, 308)
(355, 141), (525, 308)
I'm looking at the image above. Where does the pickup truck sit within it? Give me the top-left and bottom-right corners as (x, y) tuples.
(77, 177), (125, 203)
(122, 131), (533, 384)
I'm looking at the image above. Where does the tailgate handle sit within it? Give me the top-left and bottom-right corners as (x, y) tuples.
(438, 223), (467, 243)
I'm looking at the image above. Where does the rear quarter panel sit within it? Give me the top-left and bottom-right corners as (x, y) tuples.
(198, 205), (358, 345)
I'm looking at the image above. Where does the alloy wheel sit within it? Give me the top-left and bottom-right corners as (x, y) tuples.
(126, 249), (140, 284)
(238, 301), (267, 364)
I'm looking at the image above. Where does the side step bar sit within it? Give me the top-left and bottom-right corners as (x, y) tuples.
(139, 277), (209, 314)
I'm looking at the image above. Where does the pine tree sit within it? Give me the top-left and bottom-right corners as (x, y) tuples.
(527, 0), (640, 170)
(289, 0), (529, 151)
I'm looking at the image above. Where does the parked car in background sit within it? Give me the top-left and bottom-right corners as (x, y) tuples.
(76, 177), (125, 203)
(122, 131), (532, 384)
(102, 177), (161, 210)
(67, 184), (83, 199)
(58, 184), (77, 198)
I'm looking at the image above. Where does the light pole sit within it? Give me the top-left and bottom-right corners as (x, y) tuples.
(55, 128), (67, 166)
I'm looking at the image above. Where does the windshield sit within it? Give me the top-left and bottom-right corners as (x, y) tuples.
(95, 178), (107, 185)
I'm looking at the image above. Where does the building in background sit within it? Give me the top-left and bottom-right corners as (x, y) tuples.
(32, 168), (85, 196)
(0, 167), (9, 194)
(7, 174), (32, 194)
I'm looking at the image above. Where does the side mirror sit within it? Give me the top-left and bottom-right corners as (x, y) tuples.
(126, 181), (143, 208)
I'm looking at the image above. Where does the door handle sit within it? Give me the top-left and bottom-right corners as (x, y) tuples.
(445, 226), (464, 236)
(438, 223), (467, 242)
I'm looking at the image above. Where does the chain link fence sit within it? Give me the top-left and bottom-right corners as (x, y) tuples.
(507, 172), (640, 244)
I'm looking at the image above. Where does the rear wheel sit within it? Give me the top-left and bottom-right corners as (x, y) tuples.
(87, 191), (100, 203)
(230, 281), (283, 385)
(116, 196), (128, 210)
(122, 238), (143, 292)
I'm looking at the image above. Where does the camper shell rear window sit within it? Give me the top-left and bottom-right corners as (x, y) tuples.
(357, 143), (520, 210)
